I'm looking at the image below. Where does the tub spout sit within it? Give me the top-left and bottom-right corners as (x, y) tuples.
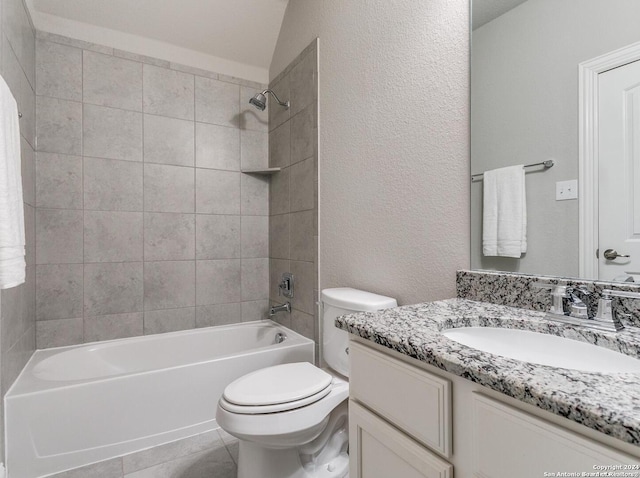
(269, 302), (291, 317)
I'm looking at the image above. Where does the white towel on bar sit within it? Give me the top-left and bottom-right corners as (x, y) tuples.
(482, 165), (527, 258)
(0, 74), (24, 289)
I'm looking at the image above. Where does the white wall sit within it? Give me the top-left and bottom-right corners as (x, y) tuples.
(270, 0), (470, 305)
(471, 0), (640, 277)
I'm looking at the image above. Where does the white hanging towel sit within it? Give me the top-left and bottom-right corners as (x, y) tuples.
(0, 75), (24, 289)
(482, 165), (527, 258)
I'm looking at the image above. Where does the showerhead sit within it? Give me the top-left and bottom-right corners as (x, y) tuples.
(249, 92), (267, 111)
(249, 89), (290, 110)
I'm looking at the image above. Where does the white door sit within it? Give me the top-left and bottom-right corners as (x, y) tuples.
(598, 59), (640, 281)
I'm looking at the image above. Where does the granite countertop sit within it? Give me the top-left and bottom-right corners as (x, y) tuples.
(335, 298), (640, 446)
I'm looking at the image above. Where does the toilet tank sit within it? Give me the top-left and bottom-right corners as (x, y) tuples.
(321, 288), (397, 377)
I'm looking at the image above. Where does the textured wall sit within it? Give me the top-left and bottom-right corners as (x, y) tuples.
(0, 0), (37, 463)
(270, 0), (470, 305)
(268, 41), (318, 346)
(34, 33), (271, 348)
(471, 0), (640, 277)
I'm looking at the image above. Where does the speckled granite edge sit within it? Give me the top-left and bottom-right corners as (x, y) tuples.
(457, 270), (640, 327)
(336, 298), (640, 446)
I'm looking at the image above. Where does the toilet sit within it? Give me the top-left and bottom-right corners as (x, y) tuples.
(216, 287), (397, 478)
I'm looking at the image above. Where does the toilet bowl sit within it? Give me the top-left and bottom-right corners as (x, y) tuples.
(216, 288), (397, 478)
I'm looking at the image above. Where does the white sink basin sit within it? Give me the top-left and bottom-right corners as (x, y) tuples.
(441, 327), (640, 373)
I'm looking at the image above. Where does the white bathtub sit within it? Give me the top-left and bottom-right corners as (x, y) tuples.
(5, 320), (314, 478)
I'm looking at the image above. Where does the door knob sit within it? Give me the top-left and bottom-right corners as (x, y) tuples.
(603, 249), (631, 260)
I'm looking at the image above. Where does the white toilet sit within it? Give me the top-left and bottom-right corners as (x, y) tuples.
(216, 287), (397, 478)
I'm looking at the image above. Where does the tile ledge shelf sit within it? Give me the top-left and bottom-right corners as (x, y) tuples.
(240, 168), (281, 175)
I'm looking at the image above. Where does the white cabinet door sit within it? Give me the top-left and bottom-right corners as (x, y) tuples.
(473, 394), (640, 478)
(349, 400), (453, 478)
(350, 341), (452, 457)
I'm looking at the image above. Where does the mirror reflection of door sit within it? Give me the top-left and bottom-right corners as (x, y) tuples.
(472, 1), (640, 280)
(598, 59), (640, 281)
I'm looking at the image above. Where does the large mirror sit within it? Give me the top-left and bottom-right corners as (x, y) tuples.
(471, 0), (640, 281)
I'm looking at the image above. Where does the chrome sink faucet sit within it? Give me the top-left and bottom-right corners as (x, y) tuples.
(534, 282), (640, 332)
(566, 287), (590, 319)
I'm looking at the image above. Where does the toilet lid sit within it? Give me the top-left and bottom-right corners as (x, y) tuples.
(223, 362), (333, 406)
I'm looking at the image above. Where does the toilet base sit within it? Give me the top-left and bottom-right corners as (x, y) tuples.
(238, 442), (306, 478)
(237, 441), (349, 478)
(236, 401), (349, 478)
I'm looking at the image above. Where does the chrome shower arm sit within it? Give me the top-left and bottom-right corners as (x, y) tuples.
(262, 89), (290, 109)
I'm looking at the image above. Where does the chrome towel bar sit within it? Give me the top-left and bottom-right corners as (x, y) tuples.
(471, 159), (554, 182)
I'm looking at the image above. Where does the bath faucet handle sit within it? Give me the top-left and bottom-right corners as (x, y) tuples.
(278, 273), (294, 299)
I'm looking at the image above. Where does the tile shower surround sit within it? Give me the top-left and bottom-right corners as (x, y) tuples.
(267, 40), (319, 347)
(34, 32), (272, 348)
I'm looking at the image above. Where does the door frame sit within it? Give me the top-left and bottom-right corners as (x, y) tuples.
(579, 40), (640, 279)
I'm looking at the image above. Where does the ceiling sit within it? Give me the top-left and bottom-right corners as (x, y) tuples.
(28, 0), (289, 82)
(472, 0), (528, 30)
(26, 0), (527, 80)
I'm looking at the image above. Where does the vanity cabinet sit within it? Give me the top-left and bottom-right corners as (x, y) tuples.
(349, 341), (453, 477)
(473, 394), (635, 477)
(350, 341), (451, 457)
(349, 338), (640, 478)
(350, 401), (453, 478)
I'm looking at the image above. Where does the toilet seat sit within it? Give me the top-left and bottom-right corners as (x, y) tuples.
(223, 362), (333, 407)
(219, 385), (332, 414)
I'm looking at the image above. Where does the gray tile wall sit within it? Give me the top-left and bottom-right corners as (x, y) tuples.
(268, 41), (319, 350)
(0, 0), (37, 464)
(35, 33), (271, 348)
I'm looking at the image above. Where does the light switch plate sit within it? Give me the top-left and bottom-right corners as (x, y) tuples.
(556, 179), (578, 201)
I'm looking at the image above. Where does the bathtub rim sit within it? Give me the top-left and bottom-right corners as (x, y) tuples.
(6, 320), (314, 398)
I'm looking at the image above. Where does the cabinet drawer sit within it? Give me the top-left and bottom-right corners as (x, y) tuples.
(350, 400), (453, 478)
(349, 341), (452, 457)
(473, 393), (640, 478)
